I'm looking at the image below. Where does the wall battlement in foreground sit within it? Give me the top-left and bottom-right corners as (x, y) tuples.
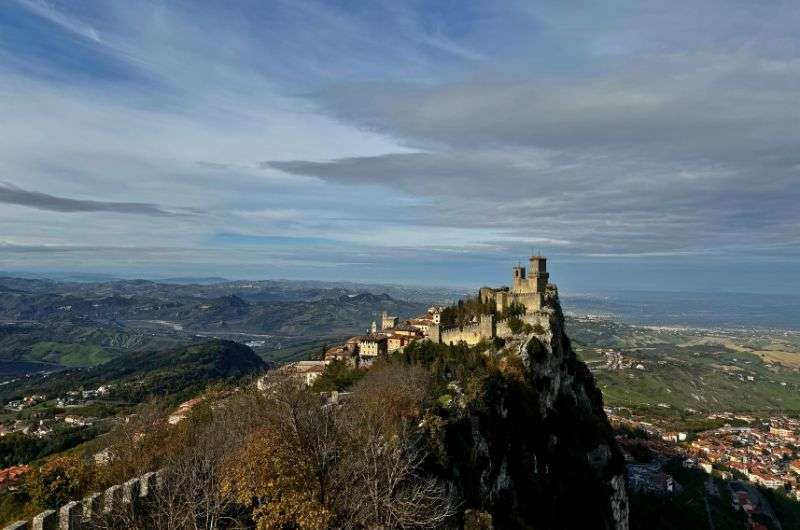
(3, 470), (163, 530)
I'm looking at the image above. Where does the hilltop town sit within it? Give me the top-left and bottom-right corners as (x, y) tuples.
(277, 256), (555, 385)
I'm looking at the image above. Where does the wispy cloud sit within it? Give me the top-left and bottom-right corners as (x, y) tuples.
(12, 0), (102, 43)
(0, 182), (179, 216)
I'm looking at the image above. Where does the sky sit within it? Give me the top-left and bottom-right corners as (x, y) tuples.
(1, 1), (799, 293)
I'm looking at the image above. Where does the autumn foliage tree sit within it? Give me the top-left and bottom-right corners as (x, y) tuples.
(25, 454), (94, 511)
(221, 367), (458, 530)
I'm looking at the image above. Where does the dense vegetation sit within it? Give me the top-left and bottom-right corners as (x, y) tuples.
(439, 297), (527, 329)
(0, 426), (104, 468)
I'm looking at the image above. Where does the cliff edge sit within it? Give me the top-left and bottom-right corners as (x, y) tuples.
(435, 288), (629, 529)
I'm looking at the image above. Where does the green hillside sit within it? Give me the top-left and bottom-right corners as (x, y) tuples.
(1, 340), (266, 403)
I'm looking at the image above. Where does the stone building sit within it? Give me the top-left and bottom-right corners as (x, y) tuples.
(479, 256), (549, 314)
(380, 311), (399, 331)
(359, 335), (388, 358)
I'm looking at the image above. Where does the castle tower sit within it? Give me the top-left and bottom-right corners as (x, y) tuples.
(479, 313), (496, 339)
(370, 321), (377, 334)
(528, 256), (549, 293)
(512, 264), (526, 291)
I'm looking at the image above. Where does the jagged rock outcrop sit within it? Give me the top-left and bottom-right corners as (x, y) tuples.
(438, 289), (628, 530)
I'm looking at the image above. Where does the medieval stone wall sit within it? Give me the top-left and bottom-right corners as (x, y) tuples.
(3, 470), (163, 530)
(440, 322), (485, 346)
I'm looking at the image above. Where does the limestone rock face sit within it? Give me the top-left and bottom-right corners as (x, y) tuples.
(441, 290), (628, 530)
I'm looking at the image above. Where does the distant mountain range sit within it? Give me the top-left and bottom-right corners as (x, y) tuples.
(0, 276), (432, 368)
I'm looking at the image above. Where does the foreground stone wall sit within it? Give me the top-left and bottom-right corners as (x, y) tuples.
(3, 470), (162, 530)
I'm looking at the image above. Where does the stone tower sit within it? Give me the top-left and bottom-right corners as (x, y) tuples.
(381, 311), (398, 331)
(512, 264), (526, 291)
(528, 256), (549, 293)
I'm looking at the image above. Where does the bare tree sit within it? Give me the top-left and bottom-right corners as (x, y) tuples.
(336, 423), (459, 530)
(333, 363), (460, 529)
(93, 395), (259, 530)
(95, 367), (459, 529)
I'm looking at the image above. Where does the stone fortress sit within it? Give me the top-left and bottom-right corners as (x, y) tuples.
(279, 256), (557, 386)
(479, 255), (549, 314)
(432, 255), (552, 346)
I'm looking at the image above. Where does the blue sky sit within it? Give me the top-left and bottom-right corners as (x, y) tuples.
(1, 1), (799, 293)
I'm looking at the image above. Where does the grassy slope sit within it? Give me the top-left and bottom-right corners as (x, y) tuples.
(25, 342), (114, 367)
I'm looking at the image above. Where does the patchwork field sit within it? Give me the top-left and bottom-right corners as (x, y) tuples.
(567, 316), (800, 415)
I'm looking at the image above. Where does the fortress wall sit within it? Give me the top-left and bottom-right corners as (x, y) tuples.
(496, 311), (548, 339)
(512, 292), (543, 312)
(440, 322), (485, 346)
(521, 312), (549, 329)
(496, 318), (512, 338)
(3, 470), (161, 530)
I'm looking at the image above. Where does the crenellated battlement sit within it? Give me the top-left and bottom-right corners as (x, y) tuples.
(2, 470), (163, 530)
(438, 314), (496, 346)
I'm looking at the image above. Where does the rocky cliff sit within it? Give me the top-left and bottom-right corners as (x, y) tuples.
(435, 288), (628, 529)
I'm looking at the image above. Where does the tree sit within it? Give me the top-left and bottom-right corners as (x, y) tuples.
(334, 363), (459, 529)
(222, 375), (338, 530)
(26, 455), (94, 511)
(96, 393), (260, 530)
(223, 368), (459, 530)
(311, 360), (364, 392)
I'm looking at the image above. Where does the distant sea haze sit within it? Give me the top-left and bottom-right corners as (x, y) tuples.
(560, 290), (800, 331)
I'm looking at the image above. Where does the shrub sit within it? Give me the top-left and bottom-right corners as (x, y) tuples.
(507, 317), (524, 334)
(311, 359), (365, 392)
(25, 455), (94, 510)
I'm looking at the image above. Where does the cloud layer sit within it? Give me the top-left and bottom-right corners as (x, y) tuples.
(1, 0), (799, 289)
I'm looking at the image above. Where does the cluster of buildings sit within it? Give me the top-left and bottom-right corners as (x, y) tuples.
(3, 394), (46, 412)
(609, 407), (800, 502)
(277, 306), (443, 385)
(626, 462), (679, 495)
(55, 385), (112, 408)
(0, 413), (97, 438)
(1, 385), (112, 440)
(3, 385), (112, 413)
(278, 257), (554, 386)
(689, 417), (800, 496)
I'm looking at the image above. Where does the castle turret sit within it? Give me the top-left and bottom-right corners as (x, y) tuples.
(479, 313), (495, 339)
(528, 256), (549, 293)
(512, 264), (526, 291)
